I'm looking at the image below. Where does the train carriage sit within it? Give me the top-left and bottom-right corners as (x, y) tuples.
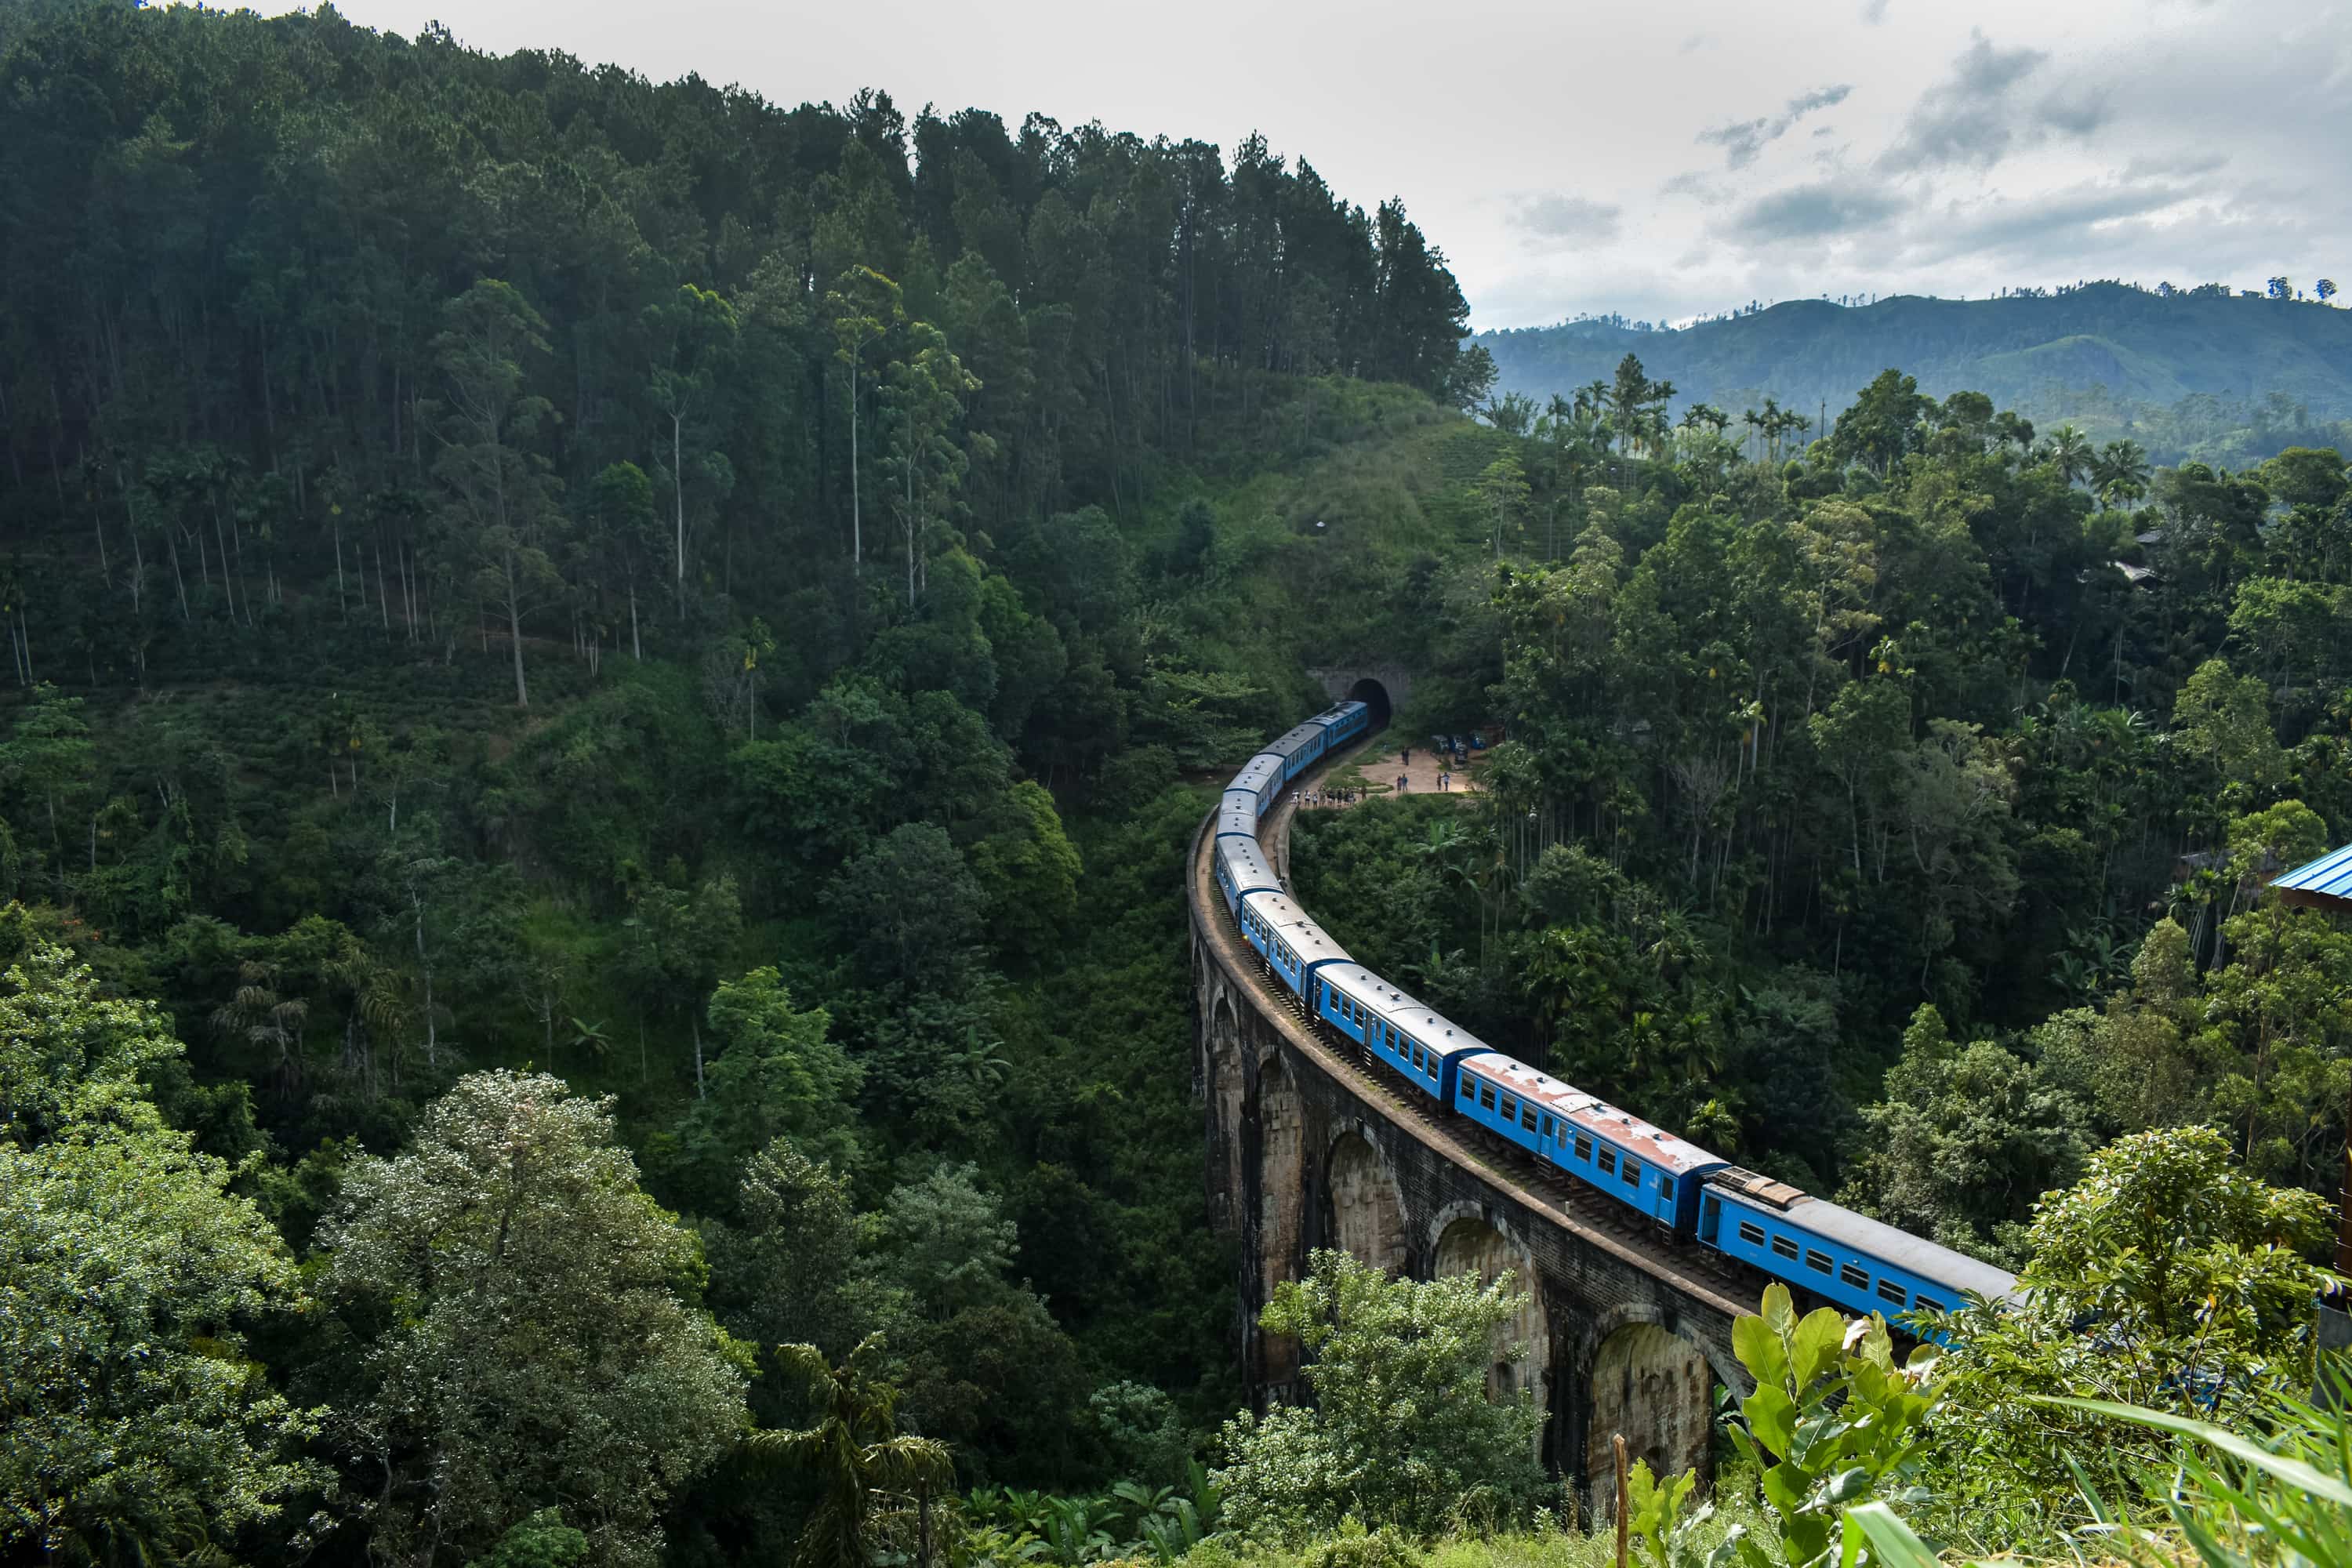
(1214, 800), (1258, 841)
(1261, 719), (1332, 781)
(1454, 1052), (1600, 1164)
(1699, 1171), (2018, 1324)
(1310, 700), (1370, 750)
(1225, 753), (1286, 819)
(1213, 834), (1282, 918)
(1237, 890), (1351, 999)
(1551, 1098), (1725, 1231)
(1312, 967), (1486, 1102)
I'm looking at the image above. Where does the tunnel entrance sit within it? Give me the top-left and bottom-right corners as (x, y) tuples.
(1347, 678), (1392, 728)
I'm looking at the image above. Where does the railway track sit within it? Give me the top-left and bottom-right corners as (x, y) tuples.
(1210, 740), (1768, 1314)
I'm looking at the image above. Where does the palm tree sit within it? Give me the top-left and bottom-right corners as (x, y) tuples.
(2049, 425), (2092, 488)
(2092, 439), (2151, 508)
(746, 1334), (953, 1568)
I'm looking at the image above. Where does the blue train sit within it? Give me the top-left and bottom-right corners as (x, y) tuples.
(1216, 700), (2019, 1328)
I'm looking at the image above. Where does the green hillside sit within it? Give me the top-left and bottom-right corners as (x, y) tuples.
(1477, 284), (2352, 463)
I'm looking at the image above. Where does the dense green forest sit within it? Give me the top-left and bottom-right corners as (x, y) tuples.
(1477, 283), (2352, 466)
(0, 1), (1496, 1563)
(5, 2), (2352, 1567)
(1296, 361), (2352, 1253)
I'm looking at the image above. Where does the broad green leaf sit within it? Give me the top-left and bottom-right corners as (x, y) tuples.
(1838, 1503), (1942, 1568)
(2034, 1396), (2352, 1508)
(1744, 1385), (1798, 1461)
(1734, 1312), (1789, 1392)
(1760, 1460), (1806, 1519)
(1791, 1307), (1844, 1388)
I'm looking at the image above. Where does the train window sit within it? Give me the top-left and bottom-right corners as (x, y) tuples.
(1736, 1219), (1766, 1247)
(1876, 1279), (1908, 1306)
(1596, 1147), (1617, 1175)
(1479, 1085), (1496, 1110)
(1459, 1079), (1474, 1101)
(1519, 1106), (1537, 1132)
(1573, 1135), (1592, 1161)
(1805, 1250), (1832, 1276)
(1621, 1156), (1641, 1185)
(1499, 1095), (1517, 1120)
(1912, 1297), (1944, 1315)
(1540, 1114), (1554, 1138)
(1770, 1234), (1799, 1260)
(1839, 1262), (1870, 1290)
(1657, 1175), (1675, 1203)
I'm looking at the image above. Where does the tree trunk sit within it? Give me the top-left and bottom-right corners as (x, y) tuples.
(504, 550), (528, 707)
(673, 410), (687, 613)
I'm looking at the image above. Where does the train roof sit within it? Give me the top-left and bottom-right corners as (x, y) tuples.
(1457, 1051), (1599, 1116)
(1264, 720), (1328, 760)
(1324, 967), (1490, 1058)
(1239, 890), (1351, 967)
(1229, 754), (1283, 795)
(1215, 835), (1279, 889)
(1719, 1185), (2021, 1303)
(1214, 803), (1258, 838)
(1313, 701), (1367, 726)
(1559, 1096), (1726, 1176)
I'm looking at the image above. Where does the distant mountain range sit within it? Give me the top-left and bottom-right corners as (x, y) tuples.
(1474, 284), (2352, 463)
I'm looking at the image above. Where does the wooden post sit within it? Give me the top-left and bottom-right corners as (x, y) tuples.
(1614, 1432), (1629, 1568)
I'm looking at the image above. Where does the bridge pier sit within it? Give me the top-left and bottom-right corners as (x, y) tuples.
(1190, 811), (1753, 1512)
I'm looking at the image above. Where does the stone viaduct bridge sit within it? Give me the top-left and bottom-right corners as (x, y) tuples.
(1187, 710), (1773, 1507)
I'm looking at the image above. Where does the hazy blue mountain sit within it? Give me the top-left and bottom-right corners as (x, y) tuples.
(1476, 283), (2352, 463)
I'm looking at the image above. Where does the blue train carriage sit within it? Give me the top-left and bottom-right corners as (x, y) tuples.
(1313, 967), (1486, 1102)
(1454, 1052), (1604, 1166)
(1698, 1170), (2020, 1329)
(1213, 834), (1282, 919)
(1226, 753), (1286, 819)
(1261, 717), (1331, 782)
(1214, 799), (1258, 843)
(1236, 890), (1351, 1000)
(1310, 700), (1370, 750)
(1553, 1098), (1726, 1230)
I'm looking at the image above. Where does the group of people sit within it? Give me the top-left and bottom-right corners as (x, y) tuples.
(1305, 784), (1370, 808)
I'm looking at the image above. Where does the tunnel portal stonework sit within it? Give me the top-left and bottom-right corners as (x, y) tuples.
(1189, 811), (1753, 1512)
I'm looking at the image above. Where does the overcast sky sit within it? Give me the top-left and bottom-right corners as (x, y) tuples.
(318, 0), (2352, 330)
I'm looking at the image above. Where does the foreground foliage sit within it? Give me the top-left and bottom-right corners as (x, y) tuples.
(1213, 1253), (1550, 1544)
(0, 942), (322, 1566)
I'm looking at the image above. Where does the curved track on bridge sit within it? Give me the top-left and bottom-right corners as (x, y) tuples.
(1189, 757), (1759, 1319)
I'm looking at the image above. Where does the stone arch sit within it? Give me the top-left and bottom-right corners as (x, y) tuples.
(1576, 1308), (1722, 1517)
(1327, 1127), (1406, 1275)
(1432, 1213), (1552, 1412)
(1257, 1051), (1307, 1385)
(1346, 677), (1392, 728)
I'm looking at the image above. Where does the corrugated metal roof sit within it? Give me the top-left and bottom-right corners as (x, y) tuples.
(2275, 842), (2352, 911)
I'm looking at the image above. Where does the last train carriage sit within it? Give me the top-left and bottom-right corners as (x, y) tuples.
(1213, 699), (2020, 1331)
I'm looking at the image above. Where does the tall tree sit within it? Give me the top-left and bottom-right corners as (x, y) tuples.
(319, 1072), (748, 1568)
(644, 284), (739, 613)
(430, 281), (565, 707)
